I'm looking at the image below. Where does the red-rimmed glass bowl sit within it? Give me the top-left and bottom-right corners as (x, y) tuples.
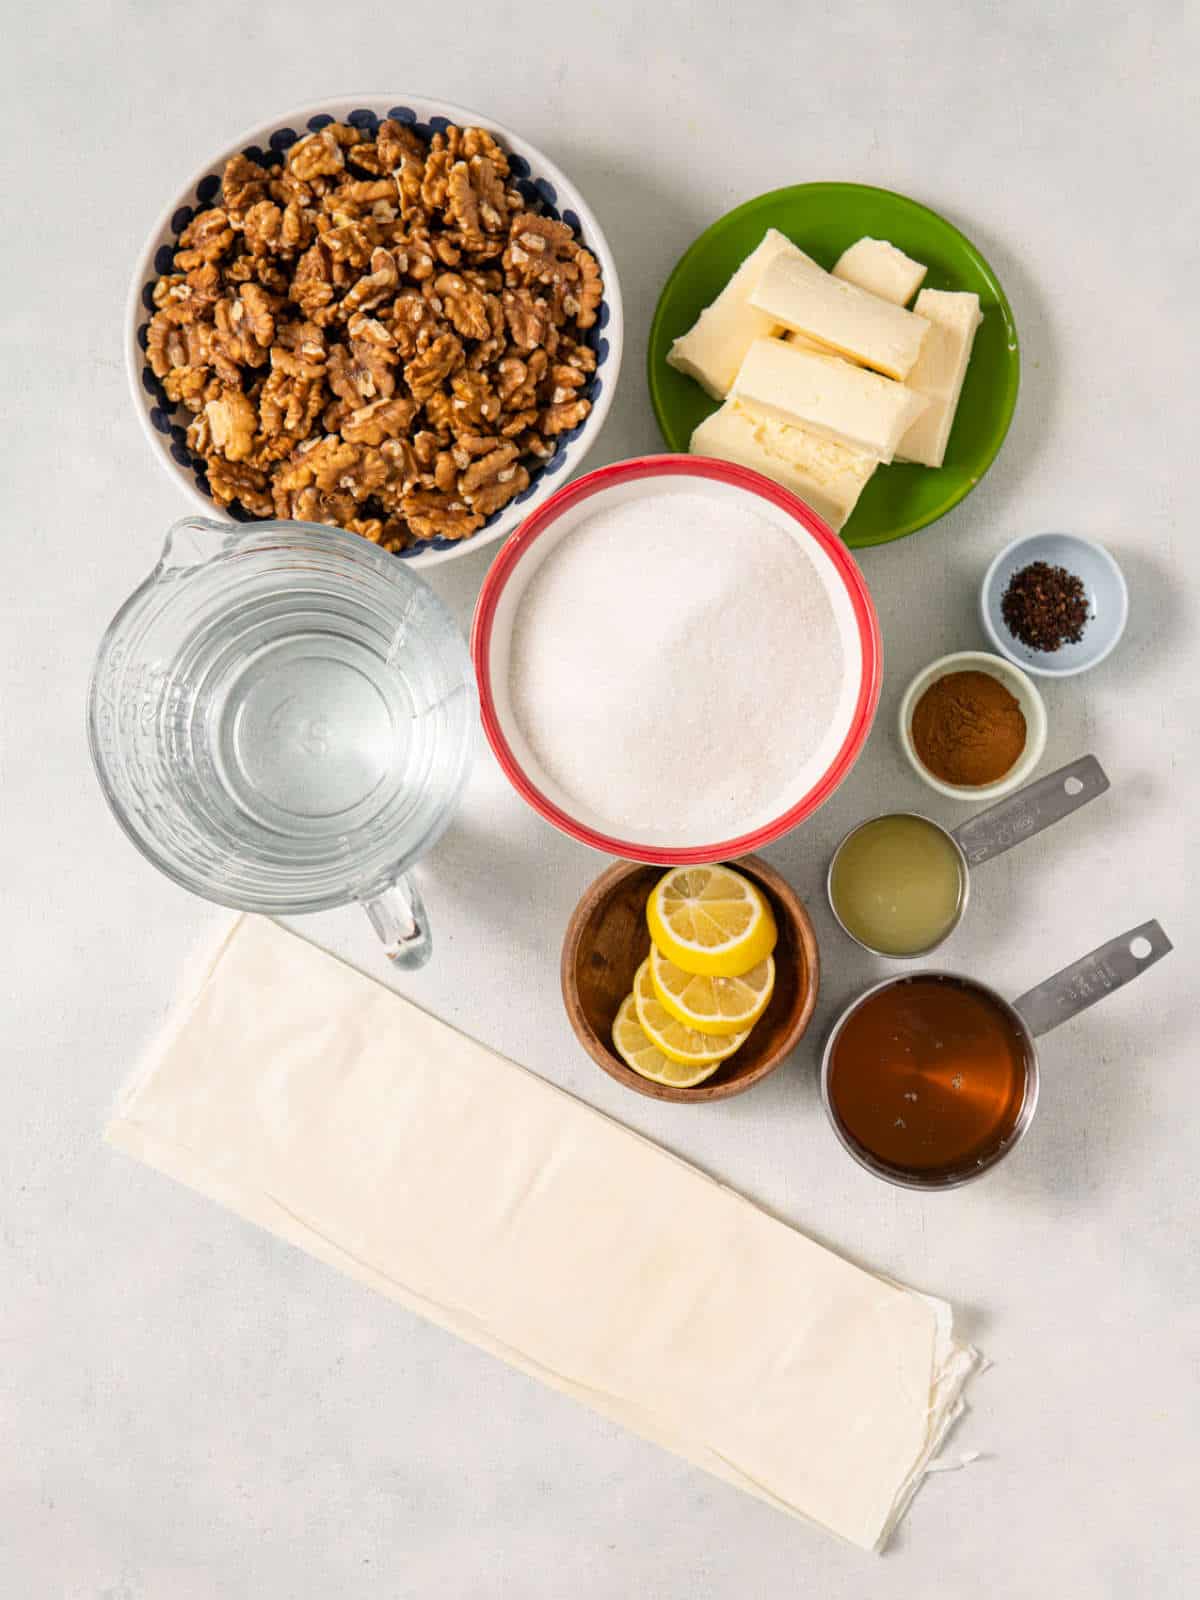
(470, 455), (882, 864)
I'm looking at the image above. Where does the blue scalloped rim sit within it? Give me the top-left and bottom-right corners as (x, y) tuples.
(137, 105), (612, 557)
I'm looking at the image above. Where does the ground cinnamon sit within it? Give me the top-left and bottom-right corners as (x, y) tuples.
(910, 669), (1026, 786)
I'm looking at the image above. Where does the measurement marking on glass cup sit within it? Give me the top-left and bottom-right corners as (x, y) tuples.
(267, 696), (330, 758)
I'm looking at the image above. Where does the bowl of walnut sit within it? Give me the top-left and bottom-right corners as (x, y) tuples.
(129, 98), (622, 566)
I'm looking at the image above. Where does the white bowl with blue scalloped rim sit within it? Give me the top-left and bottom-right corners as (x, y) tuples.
(981, 532), (1128, 677)
(126, 95), (623, 568)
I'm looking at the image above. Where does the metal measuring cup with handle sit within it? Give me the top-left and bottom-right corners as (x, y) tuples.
(827, 755), (1110, 958)
(819, 919), (1173, 1189)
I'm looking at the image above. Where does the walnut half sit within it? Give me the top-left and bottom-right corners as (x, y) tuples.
(458, 443), (530, 518)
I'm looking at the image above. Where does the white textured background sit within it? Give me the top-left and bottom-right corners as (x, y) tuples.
(2, 2), (1197, 1595)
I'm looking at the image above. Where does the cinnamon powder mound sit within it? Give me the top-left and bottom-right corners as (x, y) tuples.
(911, 669), (1026, 787)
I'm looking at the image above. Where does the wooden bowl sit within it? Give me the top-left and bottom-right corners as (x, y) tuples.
(561, 856), (819, 1103)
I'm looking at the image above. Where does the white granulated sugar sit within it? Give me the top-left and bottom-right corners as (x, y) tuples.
(508, 491), (846, 842)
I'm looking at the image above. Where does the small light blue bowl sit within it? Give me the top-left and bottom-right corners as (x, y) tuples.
(981, 533), (1128, 678)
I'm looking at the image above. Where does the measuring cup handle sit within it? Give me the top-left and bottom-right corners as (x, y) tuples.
(361, 875), (432, 969)
(950, 754), (1110, 867)
(1011, 920), (1172, 1038)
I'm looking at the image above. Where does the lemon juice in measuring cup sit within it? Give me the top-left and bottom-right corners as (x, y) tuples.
(87, 517), (476, 967)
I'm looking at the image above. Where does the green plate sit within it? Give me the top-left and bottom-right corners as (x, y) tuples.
(647, 183), (1020, 548)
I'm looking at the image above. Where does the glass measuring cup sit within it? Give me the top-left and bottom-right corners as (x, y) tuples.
(819, 919), (1173, 1189)
(827, 755), (1109, 958)
(87, 517), (476, 967)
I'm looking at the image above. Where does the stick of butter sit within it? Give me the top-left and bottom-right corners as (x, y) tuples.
(750, 254), (930, 380)
(895, 289), (984, 468)
(666, 229), (816, 399)
(786, 330), (843, 357)
(832, 238), (927, 306)
(690, 399), (877, 532)
(731, 337), (929, 463)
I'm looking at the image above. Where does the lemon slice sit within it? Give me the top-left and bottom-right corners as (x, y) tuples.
(632, 959), (749, 1067)
(649, 944), (775, 1036)
(646, 865), (778, 977)
(611, 993), (724, 1089)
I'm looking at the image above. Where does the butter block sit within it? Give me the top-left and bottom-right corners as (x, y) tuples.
(750, 254), (930, 380)
(786, 330), (843, 358)
(690, 400), (877, 531)
(895, 289), (984, 468)
(731, 337), (929, 463)
(832, 238), (927, 305)
(666, 229), (817, 399)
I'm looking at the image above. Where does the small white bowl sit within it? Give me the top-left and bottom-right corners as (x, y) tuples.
(981, 533), (1128, 677)
(898, 649), (1047, 802)
(127, 95), (623, 569)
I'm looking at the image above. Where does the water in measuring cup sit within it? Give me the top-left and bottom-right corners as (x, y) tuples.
(157, 582), (472, 905)
(213, 630), (411, 835)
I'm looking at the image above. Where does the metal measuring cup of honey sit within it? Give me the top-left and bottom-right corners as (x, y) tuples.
(826, 755), (1109, 959)
(819, 920), (1173, 1189)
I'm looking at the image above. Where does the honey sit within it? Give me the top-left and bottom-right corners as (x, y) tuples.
(827, 976), (1030, 1181)
(830, 813), (965, 956)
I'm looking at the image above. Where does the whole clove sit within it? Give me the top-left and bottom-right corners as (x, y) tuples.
(1000, 560), (1090, 653)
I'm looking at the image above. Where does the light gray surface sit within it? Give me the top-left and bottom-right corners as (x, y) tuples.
(2, 2), (1197, 1595)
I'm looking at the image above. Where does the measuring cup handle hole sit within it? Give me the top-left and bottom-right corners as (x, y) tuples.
(1063, 776), (1084, 796)
(1129, 936), (1153, 960)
